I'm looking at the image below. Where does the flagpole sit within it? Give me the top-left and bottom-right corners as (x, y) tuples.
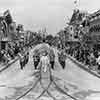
(74, 0), (80, 10)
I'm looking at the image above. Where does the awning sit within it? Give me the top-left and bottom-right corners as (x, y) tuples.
(0, 37), (11, 42)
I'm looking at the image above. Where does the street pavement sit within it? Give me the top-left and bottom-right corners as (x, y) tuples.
(0, 44), (100, 100)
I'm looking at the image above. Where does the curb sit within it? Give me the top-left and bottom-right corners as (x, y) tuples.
(0, 45), (34, 73)
(0, 57), (19, 73)
(0, 42), (33, 73)
(66, 54), (100, 79)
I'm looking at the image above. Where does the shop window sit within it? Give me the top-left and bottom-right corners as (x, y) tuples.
(74, 35), (78, 38)
(74, 32), (78, 39)
(90, 24), (100, 32)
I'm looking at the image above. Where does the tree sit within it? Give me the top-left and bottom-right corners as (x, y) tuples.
(53, 35), (60, 46)
(45, 34), (53, 45)
(46, 34), (53, 41)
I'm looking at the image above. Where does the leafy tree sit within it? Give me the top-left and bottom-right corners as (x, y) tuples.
(46, 34), (54, 45)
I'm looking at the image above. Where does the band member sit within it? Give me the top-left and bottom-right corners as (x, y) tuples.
(97, 53), (100, 71)
(25, 51), (29, 64)
(20, 56), (25, 70)
(50, 54), (55, 70)
(33, 55), (40, 70)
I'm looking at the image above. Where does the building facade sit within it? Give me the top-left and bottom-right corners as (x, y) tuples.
(89, 10), (100, 42)
(0, 10), (17, 50)
(87, 10), (100, 50)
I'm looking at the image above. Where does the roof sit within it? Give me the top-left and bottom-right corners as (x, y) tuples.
(70, 9), (86, 25)
(89, 9), (100, 19)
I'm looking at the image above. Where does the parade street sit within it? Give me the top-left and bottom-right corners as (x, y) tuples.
(0, 44), (99, 100)
(0, 0), (100, 100)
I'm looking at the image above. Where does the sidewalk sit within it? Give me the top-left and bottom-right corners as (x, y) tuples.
(0, 57), (19, 73)
(66, 54), (100, 79)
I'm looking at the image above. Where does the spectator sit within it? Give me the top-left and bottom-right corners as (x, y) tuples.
(14, 43), (20, 56)
(20, 56), (25, 70)
(2, 50), (9, 64)
(7, 45), (15, 59)
(25, 51), (29, 64)
(89, 52), (96, 70)
(58, 51), (66, 69)
(0, 51), (4, 62)
(33, 55), (40, 70)
(97, 53), (100, 72)
(49, 53), (55, 70)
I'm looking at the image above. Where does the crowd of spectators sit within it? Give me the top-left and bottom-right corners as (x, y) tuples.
(0, 42), (25, 65)
(65, 43), (100, 73)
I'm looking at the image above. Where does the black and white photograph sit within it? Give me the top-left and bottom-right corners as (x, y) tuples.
(0, 0), (100, 100)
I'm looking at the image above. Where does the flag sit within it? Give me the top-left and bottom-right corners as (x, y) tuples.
(4, 10), (10, 16)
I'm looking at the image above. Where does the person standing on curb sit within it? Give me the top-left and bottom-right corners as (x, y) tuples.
(58, 50), (66, 69)
(97, 53), (100, 73)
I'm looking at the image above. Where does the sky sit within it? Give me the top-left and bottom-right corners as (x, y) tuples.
(0, 0), (100, 34)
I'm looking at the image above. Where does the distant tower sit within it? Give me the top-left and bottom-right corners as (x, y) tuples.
(42, 27), (48, 36)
